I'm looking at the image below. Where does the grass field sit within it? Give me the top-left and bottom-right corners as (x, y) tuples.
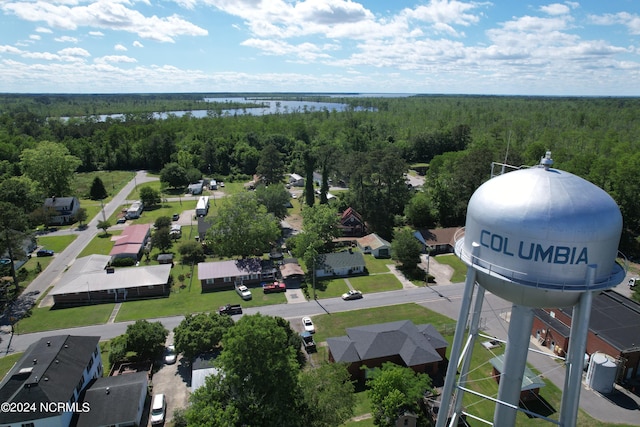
(16, 302), (115, 334)
(433, 253), (467, 283)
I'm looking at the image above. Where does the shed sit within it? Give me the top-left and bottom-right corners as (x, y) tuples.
(489, 354), (546, 402)
(157, 253), (174, 265)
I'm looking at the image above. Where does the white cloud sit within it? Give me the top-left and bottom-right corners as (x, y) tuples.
(115, 44), (127, 51)
(58, 47), (91, 62)
(133, 41), (144, 48)
(30, 34), (41, 40)
(540, 3), (570, 16)
(241, 38), (334, 62)
(55, 36), (79, 43)
(0, 45), (23, 54)
(35, 26), (52, 33)
(1, 0), (208, 42)
(89, 31), (104, 37)
(94, 55), (137, 64)
(589, 12), (640, 35)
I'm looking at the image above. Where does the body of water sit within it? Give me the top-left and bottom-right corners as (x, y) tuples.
(80, 96), (377, 121)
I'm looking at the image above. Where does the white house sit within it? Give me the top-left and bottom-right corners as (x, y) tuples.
(315, 250), (366, 278)
(288, 173), (304, 187)
(43, 196), (80, 225)
(357, 233), (391, 258)
(125, 200), (144, 219)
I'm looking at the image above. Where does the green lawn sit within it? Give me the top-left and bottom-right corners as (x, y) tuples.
(363, 254), (394, 274)
(35, 233), (78, 253)
(77, 230), (122, 257)
(348, 273), (402, 293)
(16, 302), (115, 334)
(312, 278), (351, 298)
(313, 303), (454, 344)
(433, 253), (467, 283)
(115, 264), (287, 322)
(74, 170), (136, 200)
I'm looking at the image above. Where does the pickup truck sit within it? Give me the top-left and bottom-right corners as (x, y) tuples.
(300, 331), (316, 353)
(218, 304), (242, 315)
(262, 281), (286, 293)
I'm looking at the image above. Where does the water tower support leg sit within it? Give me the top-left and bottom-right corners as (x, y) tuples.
(435, 243), (480, 427)
(560, 266), (596, 427)
(452, 286), (486, 417)
(493, 303), (535, 426)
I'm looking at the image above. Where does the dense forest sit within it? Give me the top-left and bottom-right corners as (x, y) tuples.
(1, 94), (639, 256)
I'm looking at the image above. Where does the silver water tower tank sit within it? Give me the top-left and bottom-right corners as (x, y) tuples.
(436, 152), (625, 427)
(457, 151), (624, 307)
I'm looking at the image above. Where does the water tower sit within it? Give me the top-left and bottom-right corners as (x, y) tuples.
(435, 152), (625, 427)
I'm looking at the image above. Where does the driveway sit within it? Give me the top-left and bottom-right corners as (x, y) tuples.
(151, 335), (190, 425)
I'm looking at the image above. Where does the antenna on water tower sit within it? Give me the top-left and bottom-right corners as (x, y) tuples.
(435, 152), (625, 427)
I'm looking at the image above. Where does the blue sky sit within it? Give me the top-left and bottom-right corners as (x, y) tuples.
(0, 0), (638, 95)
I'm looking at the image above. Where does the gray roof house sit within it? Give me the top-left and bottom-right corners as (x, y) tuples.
(315, 250), (366, 278)
(357, 233), (391, 259)
(327, 320), (447, 382)
(0, 335), (102, 427)
(50, 258), (171, 306)
(191, 352), (221, 392)
(198, 258), (278, 292)
(75, 371), (149, 427)
(43, 196), (80, 225)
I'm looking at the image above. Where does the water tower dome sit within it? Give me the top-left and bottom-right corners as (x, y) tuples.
(456, 152), (624, 307)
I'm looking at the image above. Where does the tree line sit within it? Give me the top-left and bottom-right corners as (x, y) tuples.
(0, 94), (639, 255)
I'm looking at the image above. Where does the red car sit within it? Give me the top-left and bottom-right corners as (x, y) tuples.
(262, 281), (286, 293)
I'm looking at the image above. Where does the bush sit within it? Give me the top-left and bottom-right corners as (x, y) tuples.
(110, 257), (136, 267)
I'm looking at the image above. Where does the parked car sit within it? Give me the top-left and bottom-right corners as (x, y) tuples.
(302, 316), (315, 333)
(342, 289), (363, 300)
(150, 393), (166, 425)
(116, 216), (127, 224)
(236, 285), (252, 300)
(262, 281), (286, 293)
(218, 304), (243, 315)
(164, 345), (176, 364)
(630, 278), (639, 289)
(36, 249), (54, 257)
(301, 331), (316, 353)
(172, 213), (180, 221)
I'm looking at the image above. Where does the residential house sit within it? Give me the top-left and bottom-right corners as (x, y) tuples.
(198, 258), (278, 292)
(74, 371), (148, 427)
(0, 335), (102, 427)
(489, 354), (546, 402)
(339, 207), (366, 237)
(125, 200), (144, 220)
(43, 196), (80, 225)
(109, 224), (151, 261)
(326, 320), (447, 382)
(50, 256), (171, 306)
(191, 352), (221, 392)
(413, 227), (460, 255)
(288, 173), (304, 187)
(188, 180), (204, 195)
(280, 258), (305, 281)
(315, 250), (365, 278)
(531, 289), (640, 384)
(357, 233), (391, 258)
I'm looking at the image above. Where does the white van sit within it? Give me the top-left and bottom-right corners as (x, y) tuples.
(150, 393), (166, 425)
